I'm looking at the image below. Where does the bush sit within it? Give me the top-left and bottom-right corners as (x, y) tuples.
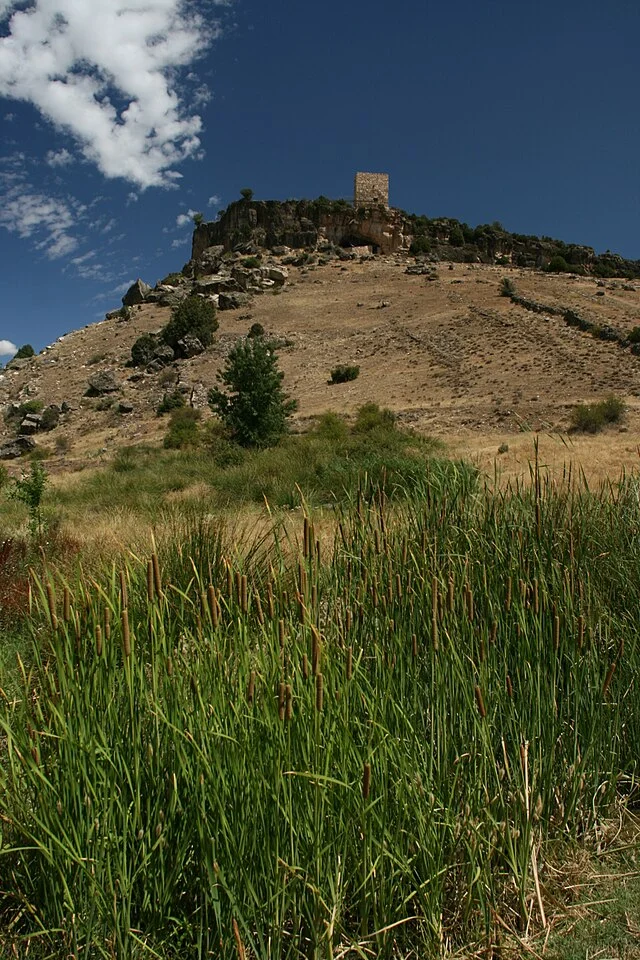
(240, 188), (254, 201)
(248, 322), (265, 338)
(547, 255), (570, 273)
(163, 408), (201, 449)
(243, 256), (261, 268)
(500, 277), (516, 297)
(409, 237), (431, 255)
(353, 403), (396, 434)
(40, 407), (60, 431)
(628, 326), (640, 344)
(329, 364), (360, 384)
(161, 296), (218, 351)
(570, 395), (625, 433)
(131, 333), (159, 367)
(157, 390), (186, 416)
(208, 337), (297, 448)
(13, 344), (35, 360)
(449, 226), (464, 247)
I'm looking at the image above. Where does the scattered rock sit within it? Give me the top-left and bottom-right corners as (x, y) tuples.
(266, 266), (288, 284)
(19, 414), (41, 435)
(218, 292), (251, 311)
(122, 278), (152, 306)
(86, 371), (119, 395)
(151, 344), (176, 366)
(118, 401), (134, 414)
(0, 436), (36, 459)
(176, 336), (204, 359)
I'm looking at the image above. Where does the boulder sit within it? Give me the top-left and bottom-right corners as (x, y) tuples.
(176, 336), (205, 359)
(218, 292), (251, 311)
(267, 266), (288, 284)
(19, 414), (41, 435)
(151, 344), (176, 366)
(122, 278), (152, 306)
(0, 436), (36, 459)
(118, 402), (134, 414)
(87, 371), (119, 395)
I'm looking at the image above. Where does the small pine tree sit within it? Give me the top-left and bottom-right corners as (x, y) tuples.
(208, 338), (297, 447)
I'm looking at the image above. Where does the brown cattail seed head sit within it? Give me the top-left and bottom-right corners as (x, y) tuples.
(602, 660), (617, 698)
(121, 608), (131, 658)
(152, 553), (161, 598)
(247, 670), (256, 705)
(46, 582), (57, 630)
(302, 653), (309, 680)
(278, 682), (286, 721)
(207, 584), (219, 628)
(255, 592), (264, 625)
(104, 606), (111, 640)
(119, 570), (128, 609)
(362, 762), (371, 800)
(432, 615), (439, 652)
(95, 624), (103, 658)
(506, 674), (513, 698)
(474, 685), (486, 719)
(232, 918), (246, 960)
(553, 614), (560, 651)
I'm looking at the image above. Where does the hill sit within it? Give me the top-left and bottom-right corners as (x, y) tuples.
(2, 215), (640, 485)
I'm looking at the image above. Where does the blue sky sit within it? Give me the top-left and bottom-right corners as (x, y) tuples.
(0, 0), (638, 355)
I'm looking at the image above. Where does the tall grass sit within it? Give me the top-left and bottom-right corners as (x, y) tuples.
(1, 464), (639, 958)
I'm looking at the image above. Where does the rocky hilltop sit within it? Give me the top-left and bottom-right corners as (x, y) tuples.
(193, 197), (640, 279)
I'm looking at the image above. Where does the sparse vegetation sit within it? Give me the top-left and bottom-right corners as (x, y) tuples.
(248, 322), (265, 338)
(157, 390), (186, 416)
(163, 406), (201, 449)
(500, 276), (516, 297)
(329, 363), (360, 384)
(242, 256), (261, 268)
(160, 272), (185, 286)
(8, 460), (47, 538)
(131, 333), (159, 367)
(570, 395), (626, 433)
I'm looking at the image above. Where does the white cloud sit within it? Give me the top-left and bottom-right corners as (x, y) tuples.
(171, 236), (188, 248)
(0, 184), (84, 258)
(0, 339), (18, 356)
(0, 0), (229, 189)
(176, 208), (199, 227)
(208, 194), (221, 207)
(46, 147), (74, 167)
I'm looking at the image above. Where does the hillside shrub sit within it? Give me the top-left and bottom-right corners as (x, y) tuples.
(409, 237), (431, 255)
(243, 256), (261, 269)
(131, 333), (158, 367)
(248, 322), (265, 339)
(157, 390), (186, 416)
(329, 364), (360, 384)
(13, 344), (35, 360)
(500, 277), (516, 297)
(161, 296), (218, 351)
(163, 407), (201, 449)
(449, 225), (464, 247)
(547, 255), (570, 273)
(570, 395), (625, 433)
(627, 326), (640, 344)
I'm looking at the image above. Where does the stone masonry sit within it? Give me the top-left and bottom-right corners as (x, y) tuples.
(354, 172), (389, 208)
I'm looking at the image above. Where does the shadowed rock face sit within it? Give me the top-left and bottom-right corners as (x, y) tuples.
(192, 199), (412, 258)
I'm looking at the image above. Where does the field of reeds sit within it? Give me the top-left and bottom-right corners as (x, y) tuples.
(1, 457), (640, 958)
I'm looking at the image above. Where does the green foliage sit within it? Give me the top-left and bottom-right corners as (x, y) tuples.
(192, 212), (204, 225)
(627, 326), (640, 344)
(131, 333), (158, 367)
(9, 461), (47, 538)
(157, 390), (186, 416)
(500, 277), (517, 297)
(409, 236), (431, 255)
(240, 187), (254, 201)
(329, 364), (360, 384)
(208, 337), (297, 448)
(570, 395), (625, 433)
(40, 406), (60, 431)
(248, 322), (265, 338)
(547, 255), (570, 273)
(242, 256), (261, 268)
(163, 407), (201, 449)
(160, 296), (218, 351)
(448, 225), (465, 247)
(353, 402), (396, 433)
(13, 344), (35, 360)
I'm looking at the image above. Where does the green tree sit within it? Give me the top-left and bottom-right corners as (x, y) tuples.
(208, 338), (297, 447)
(10, 461), (47, 538)
(240, 187), (254, 201)
(192, 212), (204, 225)
(161, 296), (218, 351)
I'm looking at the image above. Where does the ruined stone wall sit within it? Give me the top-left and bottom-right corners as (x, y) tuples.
(354, 172), (389, 208)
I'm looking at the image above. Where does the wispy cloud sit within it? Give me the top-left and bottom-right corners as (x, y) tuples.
(0, 339), (18, 356)
(176, 208), (200, 227)
(208, 194), (221, 207)
(46, 148), (74, 168)
(0, 184), (84, 259)
(0, 0), (229, 189)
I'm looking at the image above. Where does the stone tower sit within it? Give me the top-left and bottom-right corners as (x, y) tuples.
(354, 172), (389, 208)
